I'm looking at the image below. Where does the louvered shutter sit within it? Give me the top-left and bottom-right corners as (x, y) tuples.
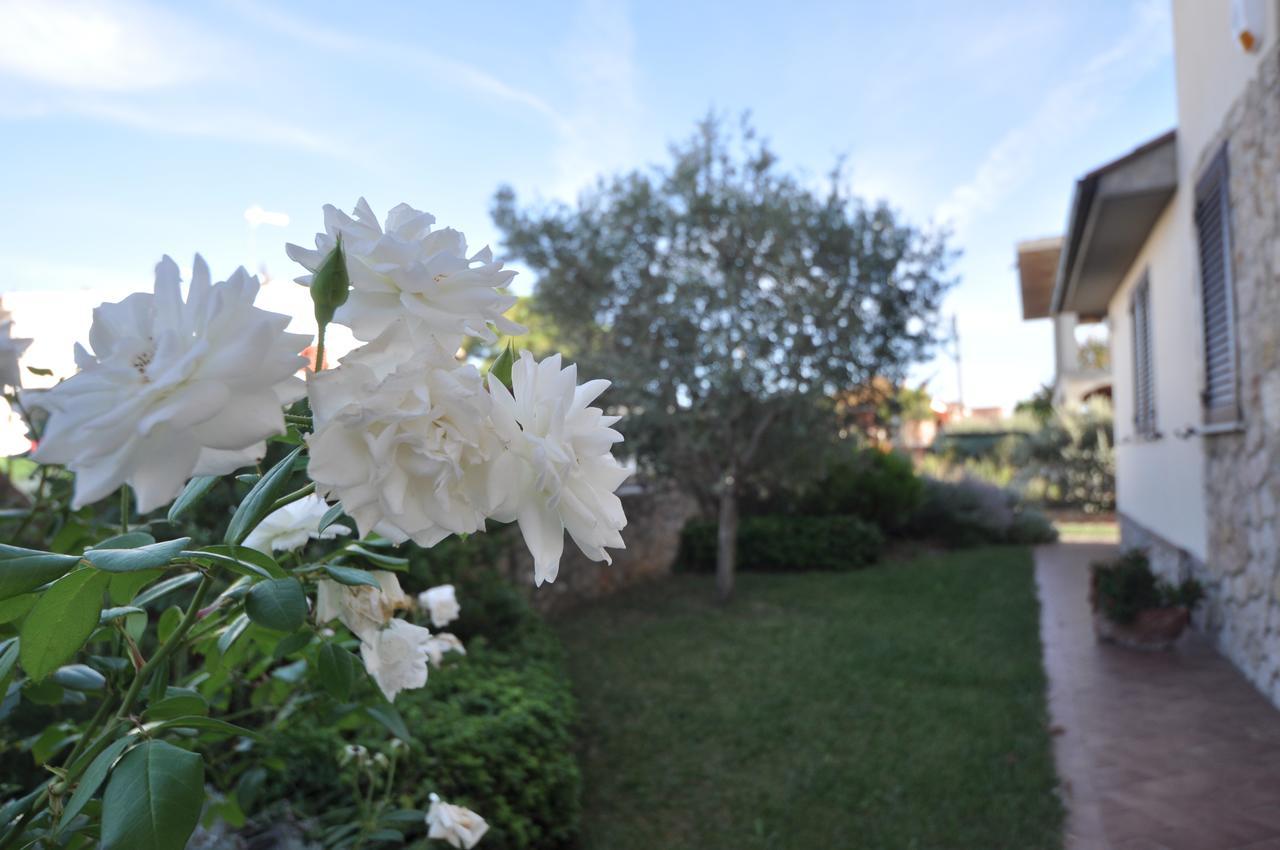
(1195, 147), (1239, 425)
(1131, 274), (1156, 438)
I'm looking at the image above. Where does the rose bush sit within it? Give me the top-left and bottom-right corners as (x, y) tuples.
(0, 198), (629, 849)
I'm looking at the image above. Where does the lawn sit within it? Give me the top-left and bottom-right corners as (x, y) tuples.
(556, 546), (1064, 850)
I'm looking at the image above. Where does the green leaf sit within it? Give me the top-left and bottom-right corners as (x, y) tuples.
(100, 606), (145, 624)
(0, 638), (19, 702)
(156, 607), (182, 643)
(167, 476), (219, 523)
(318, 502), (346, 534)
(59, 736), (134, 835)
(84, 538), (191, 573)
(309, 236), (351, 328)
(0, 593), (36, 624)
(146, 687), (208, 720)
(20, 569), (109, 680)
(364, 704), (411, 741)
(109, 570), (164, 605)
(0, 544), (83, 601)
(225, 447), (302, 545)
(316, 642), (355, 700)
(217, 614), (250, 655)
(184, 545), (285, 580)
(146, 715), (258, 738)
(244, 578), (306, 632)
(131, 572), (202, 608)
(100, 740), (204, 850)
(90, 532), (155, 550)
(343, 544), (409, 570)
(488, 340), (515, 390)
(321, 564), (380, 588)
(51, 664), (106, 691)
(272, 630), (313, 660)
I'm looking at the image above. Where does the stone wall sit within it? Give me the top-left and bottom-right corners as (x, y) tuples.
(1196, 42), (1280, 705)
(493, 482), (699, 616)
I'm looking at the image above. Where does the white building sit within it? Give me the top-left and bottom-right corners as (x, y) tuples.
(1020, 0), (1280, 703)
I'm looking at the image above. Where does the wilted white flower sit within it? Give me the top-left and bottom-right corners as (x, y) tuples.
(22, 256), (309, 511)
(418, 583), (460, 628)
(360, 618), (432, 702)
(286, 198), (524, 347)
(426, 794), (489, 849)
(424, 632), (465, 668)
(0, 306), (32, 390)
(339, 744), (369, 766)
(315, 569), (412, 641)
(487, 352), (629, 586)
(308, 321), (497, 547)
(242, 493), (351, 554)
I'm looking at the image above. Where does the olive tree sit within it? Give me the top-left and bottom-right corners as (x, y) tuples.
(493, 116), (955, 600)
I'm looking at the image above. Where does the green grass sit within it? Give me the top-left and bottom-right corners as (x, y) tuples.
(556, 546), (1063, 850)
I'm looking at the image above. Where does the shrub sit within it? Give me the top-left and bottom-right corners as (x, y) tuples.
(1090, 549), (1205, 625)
(906, 477), (1017, 547)
(1007, 509), (1059, 545)
(248, 568), (581, 850)
(798, 448), (923, 535)
(678, 515), (884, 573)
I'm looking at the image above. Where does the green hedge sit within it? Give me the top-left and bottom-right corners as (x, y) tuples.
(678, 515), (884, 573)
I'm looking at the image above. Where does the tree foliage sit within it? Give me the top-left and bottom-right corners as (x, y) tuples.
(493, 115), (955, 596)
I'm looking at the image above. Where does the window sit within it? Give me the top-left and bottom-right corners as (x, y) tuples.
(1131, 273), (1157, 438)
(1194, 145), (1239, 426)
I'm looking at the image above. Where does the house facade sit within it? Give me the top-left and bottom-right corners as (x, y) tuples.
(1019, 0), (1280, 702)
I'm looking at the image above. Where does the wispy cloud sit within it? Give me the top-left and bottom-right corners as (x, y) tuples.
(0, 0), (223, 91)
(933, 0), (1172, 239)
(224, 0), (567, 129)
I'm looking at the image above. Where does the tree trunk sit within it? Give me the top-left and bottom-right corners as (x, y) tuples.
(715, 476), (738, 603)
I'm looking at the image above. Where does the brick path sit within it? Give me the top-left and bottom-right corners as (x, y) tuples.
(1037, 542), (1280, 850)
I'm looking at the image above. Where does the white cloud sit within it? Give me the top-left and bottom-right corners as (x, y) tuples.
(933, 0), (1172, 239)
(245, 205), (290, 228)
(0, 0), (219, 91)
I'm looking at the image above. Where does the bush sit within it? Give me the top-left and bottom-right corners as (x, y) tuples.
(1007, 509), (1060, 545)
(244, 569), (581, 850)
(798, 448), (923, 535)
(1090, 549), (1205, 625)
(907, 477), (1017, 547)
(678, 515), (884, 572)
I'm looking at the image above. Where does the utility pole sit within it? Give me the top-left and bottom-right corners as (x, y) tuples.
(951, 314), (964, 413)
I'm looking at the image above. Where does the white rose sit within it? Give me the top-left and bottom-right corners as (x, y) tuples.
(425, 793), (489, 849)
(286, 198), (524, 347)
(242, 494), (350, 554)
(486, 352), (629, 586)
(315, 569), (411, 641)
(22, 256), (309, 511)
(307, 321), (498, 547)
(418, 583), (460, 628)
(424, 632), (465, 668)
(360, 618), (432, 702)
(0, 310), (32, 391)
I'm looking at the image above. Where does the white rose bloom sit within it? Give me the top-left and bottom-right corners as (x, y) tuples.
(242, 494), (351, 554)
(308, 321), (498, 547)
(424, 632), (465, 668)
(360, 618), (432, 702)
(286, 198), (524, 347)
(0, 312), (32, 390)
(425, 794), (489, 849)
(487, 352), (629, 586)
(315, 569), (412, 641)
(22, 256), (309, 512)
(418, 583), (460, 628)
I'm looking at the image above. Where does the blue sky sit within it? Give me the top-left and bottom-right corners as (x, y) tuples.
(0, 0), (1176, 409)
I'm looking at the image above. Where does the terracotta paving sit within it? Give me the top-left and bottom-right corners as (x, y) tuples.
(1037, 543), (1280, 850)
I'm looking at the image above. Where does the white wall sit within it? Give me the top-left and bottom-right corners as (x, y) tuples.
(1173, 0), (1276, 174)
(1109, 198), (1209, 560)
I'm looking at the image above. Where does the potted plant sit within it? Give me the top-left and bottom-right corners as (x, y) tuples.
(1090, 549), (1205, 650)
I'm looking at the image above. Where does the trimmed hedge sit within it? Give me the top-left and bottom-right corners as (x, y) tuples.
(678, 515), (884, 573)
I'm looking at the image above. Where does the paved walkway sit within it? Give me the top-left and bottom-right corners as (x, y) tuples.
(1037, 543), (1280, 850)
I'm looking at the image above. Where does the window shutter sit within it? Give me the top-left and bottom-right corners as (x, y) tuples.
(1131, 274), (1156, 438)
(1195, 147), (1239, 425)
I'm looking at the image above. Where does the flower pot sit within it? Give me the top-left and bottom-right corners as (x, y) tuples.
(1093, 606), (1190, 651)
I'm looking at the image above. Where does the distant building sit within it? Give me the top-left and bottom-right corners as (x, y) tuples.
(1016, 1), (1280, 706)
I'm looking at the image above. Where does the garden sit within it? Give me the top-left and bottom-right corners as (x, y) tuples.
(0, 116), (1101, 850)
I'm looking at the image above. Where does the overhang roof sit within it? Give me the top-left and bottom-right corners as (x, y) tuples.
(1015, 236), (1062, 320)
(1052, 130), (1178, 319)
